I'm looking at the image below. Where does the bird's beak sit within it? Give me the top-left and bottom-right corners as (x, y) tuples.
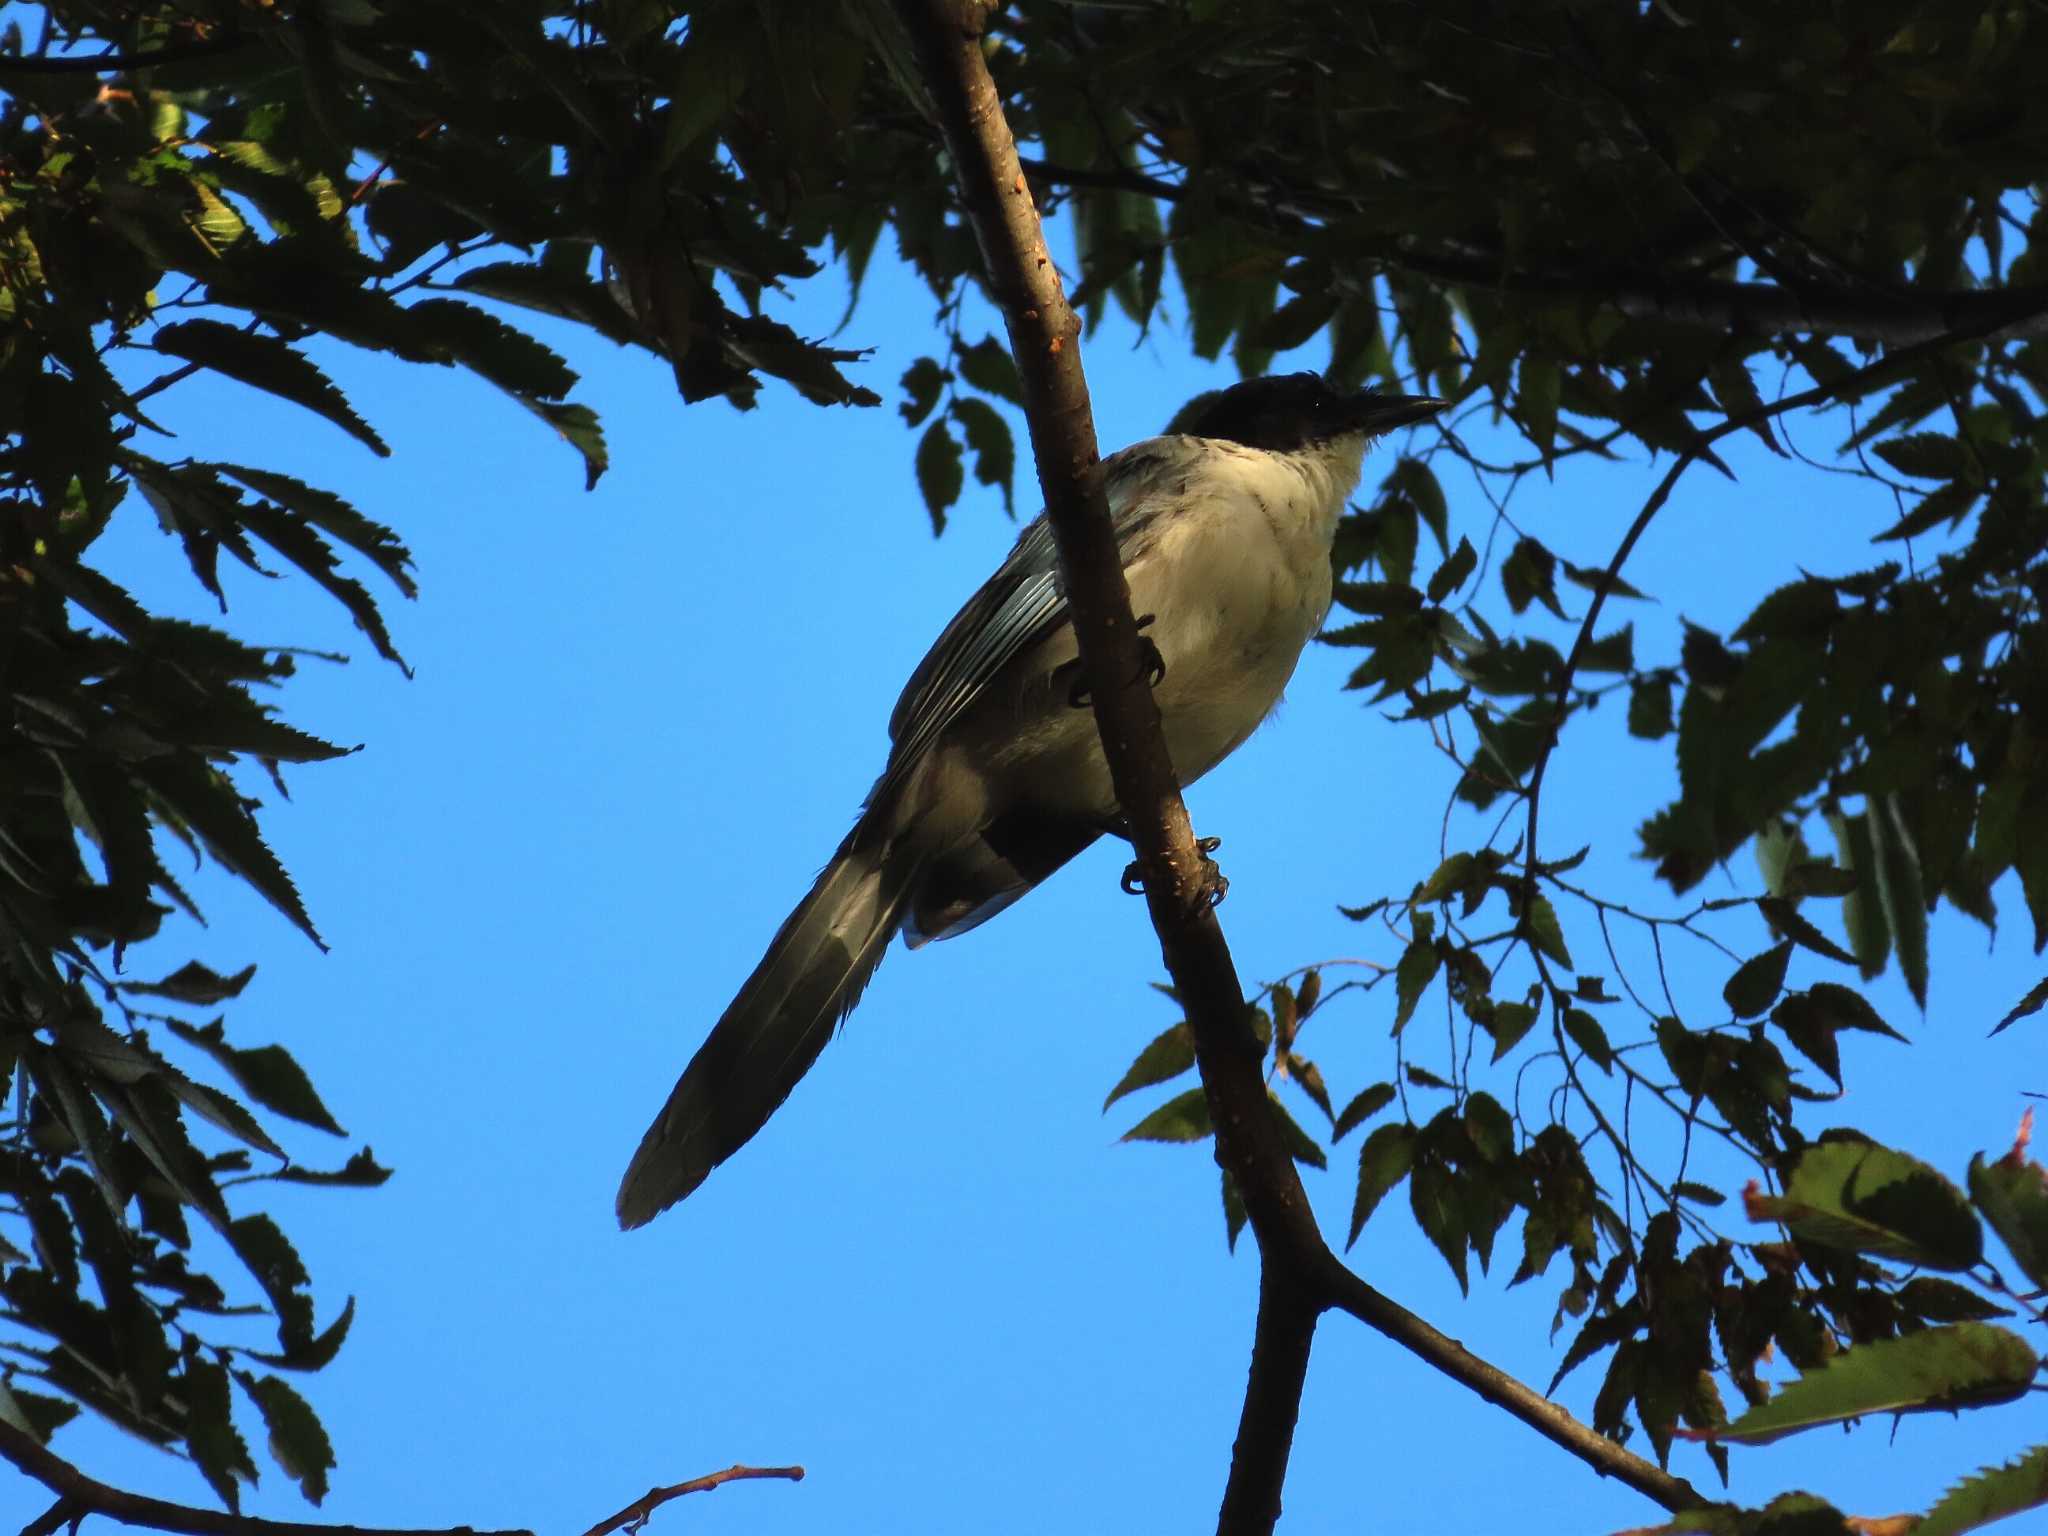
(1348, 391), (1449, 434)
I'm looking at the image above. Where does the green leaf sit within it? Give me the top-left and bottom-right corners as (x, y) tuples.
(1562, 1007), (1614, 1072)
(182, 1355), (256, 1511)
(1410, 1153), (1468, 1293)
(228, 1213), (315, 1351)
(236, 1372), (335, 1504)
(1752, 1136), (1983, 1270)
(121, 961), (257, 1006)
(210, 466), (416, 598)
(1724, 942), (1793, 1019)
(275, 1147), (393, 1187)
(950, 397), (1015, 514)
(154, 320), (387, 456)
(915, 417), (964, 534)
(1915, 1445), (2048, 1536)
(1387, 458), (1449, 553)
(953, 335), (1021, 405)
(140, 755), (325, 947)
(1333, 1081), (1395, 1141)
(1991, 976), (2048, 1036)
(1706, 1324), (2035, 1445)
(1103, 1022), (1195, 1110)
(247, 1297), (355, 1374)
(166, 1019), (346, 1136)
(515, 398), (608, 490)
(1628, 675), (1674, 739)
(1869, 432), (1968, 480)
(403, 298), (578, 401)
(1266, 1091), (1328, 1170)
(899, 356), (947, 426)
(1868, 795), (1928, 1009)
(1120, 1087), (1212, 1145)
(1523, 895), (1574, 970)
(1348, 1122), (1416, 1248)
(1968, 1148), (2048, 1292)
(1426, 536), (1476, 605)
(1488, 1000), (1539, 1062)
(1828, 807), (1890, 980)
(1392, 935), (1441, 1034)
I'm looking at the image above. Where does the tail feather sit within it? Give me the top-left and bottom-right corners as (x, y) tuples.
(616, 827), (917, 1228)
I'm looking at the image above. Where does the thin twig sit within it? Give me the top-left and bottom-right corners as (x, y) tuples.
(577, 1465), (805, 1536)
(0, 1420), (532, 1536)
(0, 34), (251, 75)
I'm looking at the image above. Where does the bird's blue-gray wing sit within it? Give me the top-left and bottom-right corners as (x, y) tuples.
(883, 441), (1178, 778)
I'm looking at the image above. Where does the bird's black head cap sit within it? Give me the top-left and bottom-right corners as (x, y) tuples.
(1169, 372), (1445, 452)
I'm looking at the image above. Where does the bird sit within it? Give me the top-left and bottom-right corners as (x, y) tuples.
(617, 371), (1446, 1228)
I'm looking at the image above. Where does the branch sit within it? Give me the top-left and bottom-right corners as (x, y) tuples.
(1521, 310), (2033, 890)
(1016, 159), (2048, 345)
(0, 34), (250, 74)
(1217, 1271), (1320, 1533)
(577, 1465), (805, 1536)
(889, 5), (1329, 1531)
(0, 1421), (532, 1536)
(1314, 1257), (1707, 1513)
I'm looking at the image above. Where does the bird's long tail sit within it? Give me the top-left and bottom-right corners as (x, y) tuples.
(616, 814), (924, 1228)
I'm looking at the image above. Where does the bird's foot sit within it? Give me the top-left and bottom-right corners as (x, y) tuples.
(1120, 836), (1228, 907)
(1066, 614), (1165, 708)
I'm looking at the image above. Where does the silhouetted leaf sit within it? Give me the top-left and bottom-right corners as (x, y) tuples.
(1103, 1022), (1195, 1110)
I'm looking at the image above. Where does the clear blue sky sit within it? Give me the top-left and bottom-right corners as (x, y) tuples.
(44, 225), (2040, 1533)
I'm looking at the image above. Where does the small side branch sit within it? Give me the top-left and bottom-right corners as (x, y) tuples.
(1314, 1257), (1706, 1513)
(577, 1465), (806, 1536)
(0, 1422), (532, 1536)
(0, 34), (251, 74)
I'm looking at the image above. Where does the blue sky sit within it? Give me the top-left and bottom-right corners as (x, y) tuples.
(41, 224), (2043, 1534)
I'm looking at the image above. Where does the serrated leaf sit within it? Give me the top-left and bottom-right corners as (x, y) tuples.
(166, 1019), (346, 1135)
(1120, 1086), (1212, 1144)
(1991, 976), (2048, 1036)
(154, 321), (387, 456)
(950, 397), (1014, 514)
(1915, 1445), (2048, 1536)
(953, 335), (1021, 405)
(899, 356), (946, 426)
(915, 417), (964, 534)
(1523, 895), (1574, 969)
(275, 1146), (393, 1187)
(1829, 808), (1889, 980)
(1489, 1000), (1539, 1062)
(1753, 1136), (1983, 1270)
(1392, 935), (1440, 1034)
(247, 1296), (354, 1374)
(182, 1356), (255, 1511)
(1724, 941), (1793, 1019)
(1411, 1153), (1468, 1293)
(1103, 1022), (1195, 1110)
(1869, 432), (1968, 480)
(1266, 1090), (1327, 1170)
(1426, 536), (1476, 605)
(1702, 1324), (2034, 1445)
(140, 756), (324, 947)
(1628, 675), (1674, 739)
(1869, 795), (1928, 1009)
(1348, 1122), (1416, 1248)
(1333, 1082), (1396, 1141)
(229, 1213), (314, 1350)
(1562, 1007), (1613, 1072)
(236, 1372), (335, 1504)
(1968, 1148), (2048, 1292)
(121, 961), (257, 1005)
(516, 397), (607, 490)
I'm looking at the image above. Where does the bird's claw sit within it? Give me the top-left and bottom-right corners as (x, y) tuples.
(1066, 614), (1165, 708)
(1120, 836), (1228, 906)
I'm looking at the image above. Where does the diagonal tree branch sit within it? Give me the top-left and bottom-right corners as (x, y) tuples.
(895, 6), (1728, 1532)
(0, 1421), (532, 1536)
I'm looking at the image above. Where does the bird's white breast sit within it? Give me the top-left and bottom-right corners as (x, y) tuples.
(1128, 435), (1365, 783)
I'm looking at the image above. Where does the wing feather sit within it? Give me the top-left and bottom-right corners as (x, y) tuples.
(882, 440), (1180, 779)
